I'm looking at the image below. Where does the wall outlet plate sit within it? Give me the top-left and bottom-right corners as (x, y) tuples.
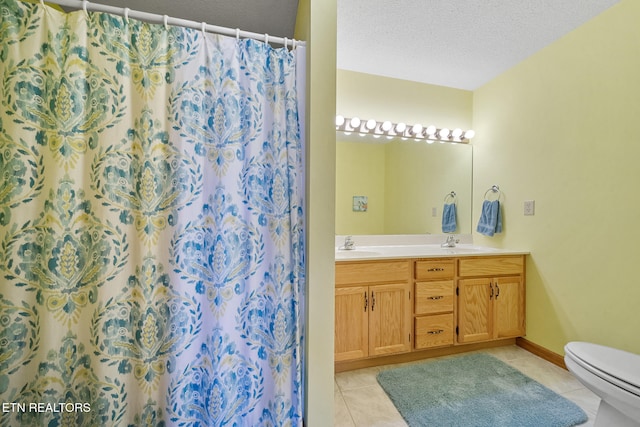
(524, 200), (535, 216)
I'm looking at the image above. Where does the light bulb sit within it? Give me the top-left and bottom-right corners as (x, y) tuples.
(335, 115), (345, 127)
(366, 119), (377, 130)
(426, 125), (437, 135)
(381, 121), (393, 132)
(395, 122), (406, 133)
(464, 129), (475, 139)
(452, 128), (463, 139)
(411, 123), (423, 135)
(350, 117), (361, 128)
(439, 128), (450, 139)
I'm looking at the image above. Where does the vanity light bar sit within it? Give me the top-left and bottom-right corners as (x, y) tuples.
(335, 115), (475, 143)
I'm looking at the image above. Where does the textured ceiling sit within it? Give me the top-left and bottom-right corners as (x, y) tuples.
(338, 0), (620, 90)
(58, 1), (621, 90)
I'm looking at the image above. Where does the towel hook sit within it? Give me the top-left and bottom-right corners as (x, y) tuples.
(483, 185), (501, 201)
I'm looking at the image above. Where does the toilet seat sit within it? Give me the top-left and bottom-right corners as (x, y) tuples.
(565, 342), (640, 397)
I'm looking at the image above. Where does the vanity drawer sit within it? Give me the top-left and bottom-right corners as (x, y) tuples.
(414, 314), (454, 349)
(415, 281), (454, 314)
(415, 259), (454, 280)
(335, 261), (410, 285)
(458, 256), (524, 277)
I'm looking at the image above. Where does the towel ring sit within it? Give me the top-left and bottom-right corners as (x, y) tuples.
(444, 191), (457, 204)
(483, 185), (501, 201)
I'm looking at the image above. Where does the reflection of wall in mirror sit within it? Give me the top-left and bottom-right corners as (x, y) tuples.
(335, 139), (472, 235)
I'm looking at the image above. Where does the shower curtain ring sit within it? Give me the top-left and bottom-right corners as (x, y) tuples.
(123, 7), (129, 23)
(201, 22), (206, 35)
(40, 0), (44, 7)
(264, 33), (269, 44)
(82, 0), (89, 17)
(236, 28), (240, 41)
(163, 15), (169, 30)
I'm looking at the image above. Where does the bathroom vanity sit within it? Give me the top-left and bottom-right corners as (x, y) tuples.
(335, 242), (527, 371)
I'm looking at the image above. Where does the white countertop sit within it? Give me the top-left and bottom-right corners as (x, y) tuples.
(334, 235), (528, 262)
(335, 244), (528, 261)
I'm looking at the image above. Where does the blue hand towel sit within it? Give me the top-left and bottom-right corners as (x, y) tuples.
(477, 200), (503, 236)
(442, 203), (457, 233)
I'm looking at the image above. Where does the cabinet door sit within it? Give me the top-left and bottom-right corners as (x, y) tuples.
(335, 286), (369, 362)
(494, 276), (525, 339)
(368, 283), (411, 357)
(457, 278), (492, 343)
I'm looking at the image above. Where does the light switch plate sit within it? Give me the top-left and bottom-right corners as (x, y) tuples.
(524, 200), (535, 216)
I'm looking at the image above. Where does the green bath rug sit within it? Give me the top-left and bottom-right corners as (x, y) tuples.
(377, 353), (588, 427)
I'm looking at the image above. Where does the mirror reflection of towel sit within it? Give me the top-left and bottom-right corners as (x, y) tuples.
(477, 200), (502, 236)
(442, 203), (457, 233)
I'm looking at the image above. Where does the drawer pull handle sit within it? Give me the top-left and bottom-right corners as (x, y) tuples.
(427, 296), (444, 300)
(427, 267), (445, 272)
(427, 330), (444, 335)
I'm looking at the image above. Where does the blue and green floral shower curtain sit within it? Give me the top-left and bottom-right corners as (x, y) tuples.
(0, 0), (306, 425)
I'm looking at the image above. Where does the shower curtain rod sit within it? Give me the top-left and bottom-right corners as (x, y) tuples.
(40, 0), (305, 49)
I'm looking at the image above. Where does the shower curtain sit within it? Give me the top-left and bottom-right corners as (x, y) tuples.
(0, 0), (306, 425)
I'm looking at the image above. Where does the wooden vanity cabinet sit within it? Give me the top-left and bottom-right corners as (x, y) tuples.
(413, 259), (455, 349)
(335, 254), (526, 367)
(335, 261), (411, 362)
(456, 256), (525, 344)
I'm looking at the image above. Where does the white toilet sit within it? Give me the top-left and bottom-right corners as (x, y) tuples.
(564, 341), (640, 427)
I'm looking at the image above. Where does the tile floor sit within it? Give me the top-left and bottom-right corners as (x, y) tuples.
(334, 345), (600, 426)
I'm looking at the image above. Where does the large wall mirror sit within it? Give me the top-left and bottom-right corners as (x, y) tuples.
(336, 134), (472, 235)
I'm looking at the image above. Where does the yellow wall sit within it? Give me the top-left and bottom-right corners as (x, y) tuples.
(337, 70), (472, 130)
(336, 138), (473, 235)
(384, 141), (473, 234)
(335, 141), (386, 234)
(295, 0), (336, 425)
(473, 0), (640, 355)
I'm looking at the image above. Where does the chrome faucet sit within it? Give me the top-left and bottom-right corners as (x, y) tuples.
(441, 235), (459, 248)
(341, 235), (356, 250)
